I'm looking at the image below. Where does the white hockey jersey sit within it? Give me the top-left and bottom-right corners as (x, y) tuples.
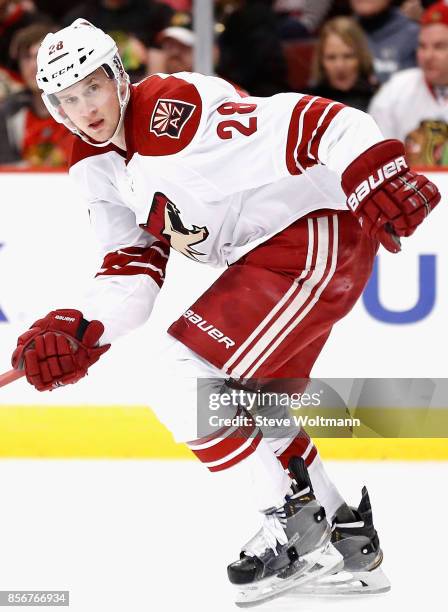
(369, 68), (448, 165)
(69, 72), (383, 343)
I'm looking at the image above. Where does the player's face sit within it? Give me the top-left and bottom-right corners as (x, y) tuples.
(321, 34), (360, 91)
(56, 68), (121, 142)
(162, 38), (193, 73)
(350, 0), (390, 16)
(418, 24), (448, 86)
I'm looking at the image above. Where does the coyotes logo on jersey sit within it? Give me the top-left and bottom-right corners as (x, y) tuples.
(150, 99), (196, 139)
(140, 192), (209, 261)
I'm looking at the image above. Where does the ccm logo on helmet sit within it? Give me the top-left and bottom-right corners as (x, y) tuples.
(183, 309), (235, 349)
(52, 64), (74, 79)
(347, 156), (408, 212)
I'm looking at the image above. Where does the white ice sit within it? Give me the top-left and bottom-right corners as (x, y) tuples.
(0, 459), (445, 612)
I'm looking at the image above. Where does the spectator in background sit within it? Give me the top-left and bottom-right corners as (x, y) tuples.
(159, 22), (194, 73)
(398, 0), (440, 20)
(0, 0), (50, 99)
(309, 17), (377, 111)
(63, 0), (173, 81)
(369, 1), (448, 166)
(157, 11), (221, 74)
(398, 0), (425, 20)
(272, 0), (333, 39)
(325, 0), (438, 21)
(0, 23), (75, 167)
(350, 0), (419, 83)
(217, 0), (289, 96)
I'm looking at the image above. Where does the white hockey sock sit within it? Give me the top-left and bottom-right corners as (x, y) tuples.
(243, 438), (293, 511)
(214, 438), (292, 512)
(308, 455), (345, 520)
(266, 433), (346, 520)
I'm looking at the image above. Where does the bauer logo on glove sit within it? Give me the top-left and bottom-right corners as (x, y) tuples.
(346, 155), (408, 212)
(11, 309), (110, 392)
(342, 139), (441, 253)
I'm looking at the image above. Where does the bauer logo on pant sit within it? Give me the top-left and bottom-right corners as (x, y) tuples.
(183, 309), (235, 349)
(150, 99), (196, 139)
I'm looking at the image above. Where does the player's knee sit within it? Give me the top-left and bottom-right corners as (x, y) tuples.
(147, 335), (228, 442)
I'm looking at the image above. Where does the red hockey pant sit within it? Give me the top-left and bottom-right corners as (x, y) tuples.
(169, 211), (378, 380)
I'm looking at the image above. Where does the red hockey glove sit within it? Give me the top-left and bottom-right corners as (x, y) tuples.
(341, 139), (440, 253)
(11, 309), (110, 392)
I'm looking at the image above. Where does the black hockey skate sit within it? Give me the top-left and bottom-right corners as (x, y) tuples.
(294, 486), (391, 595)
(227, 457), (344, 607)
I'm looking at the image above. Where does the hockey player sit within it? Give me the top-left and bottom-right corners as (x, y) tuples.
(11, 19), (440, 605)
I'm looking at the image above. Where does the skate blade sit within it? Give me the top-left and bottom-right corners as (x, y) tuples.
(292, 565), (391, 596)
(234, 543), (344, 608)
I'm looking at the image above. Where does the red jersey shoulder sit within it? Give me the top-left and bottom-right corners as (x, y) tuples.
(127, 74), (203, 157)
(69, 137), (125, 169)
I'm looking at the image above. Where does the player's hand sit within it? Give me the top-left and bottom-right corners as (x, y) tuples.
(11, 309), (110, 392)
(341, 139), (440, 253)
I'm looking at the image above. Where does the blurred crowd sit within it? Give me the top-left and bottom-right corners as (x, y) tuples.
(0, 0), (446, 168)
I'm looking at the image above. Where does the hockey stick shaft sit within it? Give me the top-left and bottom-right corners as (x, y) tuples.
(0, 369), (24, 388)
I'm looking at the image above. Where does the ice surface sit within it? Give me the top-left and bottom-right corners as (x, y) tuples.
(0, 459), (445, 612)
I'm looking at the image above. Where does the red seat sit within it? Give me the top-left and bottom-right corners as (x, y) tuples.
(282, 39), (317, 91)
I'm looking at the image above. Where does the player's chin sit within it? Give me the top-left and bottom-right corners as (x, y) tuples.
(85, 127), (112, 144)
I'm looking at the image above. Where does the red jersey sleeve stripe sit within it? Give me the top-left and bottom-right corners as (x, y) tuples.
(296, 98), (345, 170)
(286, 95), (314, 175)
(95, 241), (169, 288)
(286, 96), (345, 174)
(308, 100), (345, 162)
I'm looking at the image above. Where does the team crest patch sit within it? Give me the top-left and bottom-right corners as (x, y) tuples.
(150, 99), (196, 139)
(140, 192), (209, 261)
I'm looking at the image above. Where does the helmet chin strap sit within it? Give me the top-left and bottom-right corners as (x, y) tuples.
(75, 76), (130, 148)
